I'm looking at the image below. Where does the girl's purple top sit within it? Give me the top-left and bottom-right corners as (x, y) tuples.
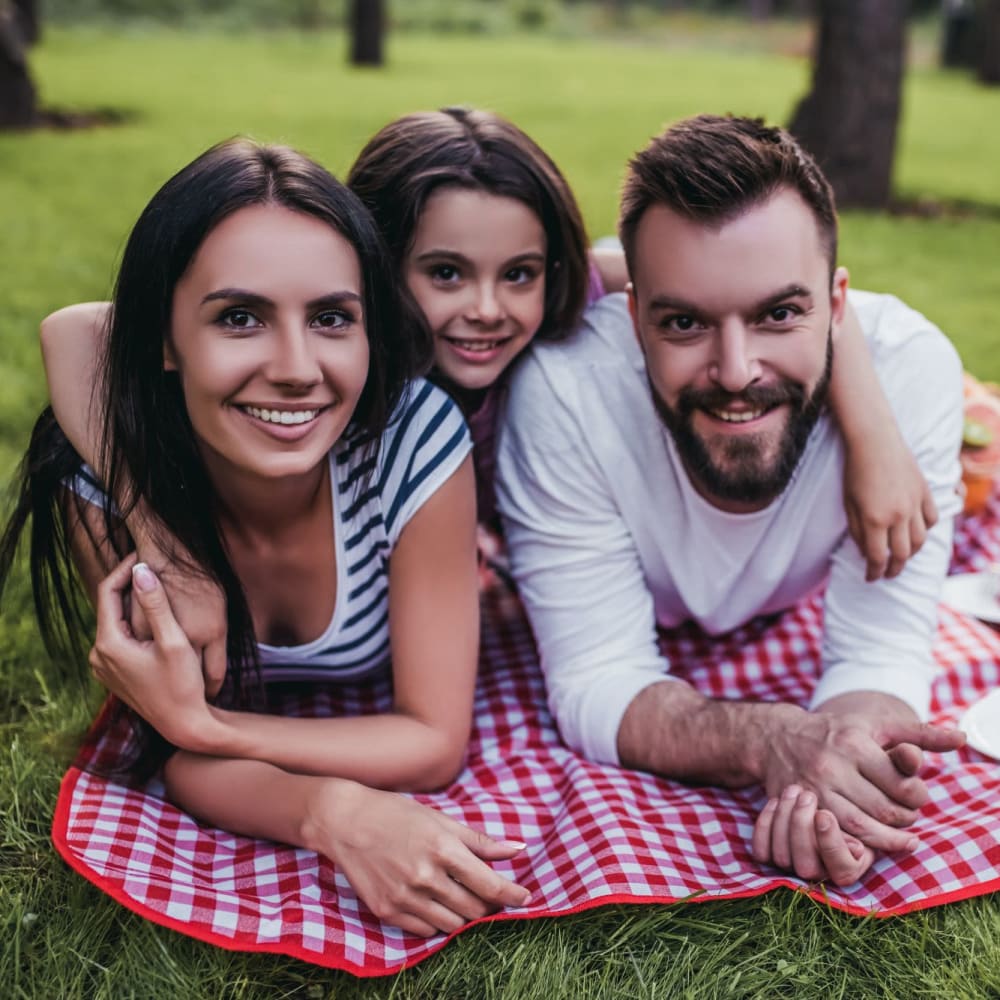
(467, 257), (607, 527)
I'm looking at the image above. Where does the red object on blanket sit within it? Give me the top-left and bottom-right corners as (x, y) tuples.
(53, 492), (1000, 977)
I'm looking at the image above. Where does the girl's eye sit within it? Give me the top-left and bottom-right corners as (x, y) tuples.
(219, 309), (261, 330)
(312, 309), (352, 331)
(430, 264), (460, 284)
(504, 265), (539, 285)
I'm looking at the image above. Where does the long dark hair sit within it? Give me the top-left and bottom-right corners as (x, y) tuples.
(347, 106), (591, 350)
(0, 137), (429, 776)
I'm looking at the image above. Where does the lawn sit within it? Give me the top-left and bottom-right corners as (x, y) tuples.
(2, 18), (1000, 1000)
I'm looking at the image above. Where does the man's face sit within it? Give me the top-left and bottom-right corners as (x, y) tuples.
(627, 188), (848, 512)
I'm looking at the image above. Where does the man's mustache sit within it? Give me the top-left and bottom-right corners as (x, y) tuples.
(674, 382), (806, 416)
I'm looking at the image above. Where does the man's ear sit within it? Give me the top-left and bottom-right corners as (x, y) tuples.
(626, 281), (642, 348)
(830, 265), (849, 341)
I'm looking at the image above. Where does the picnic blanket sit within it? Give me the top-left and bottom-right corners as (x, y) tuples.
(52, 490), (1000, 977)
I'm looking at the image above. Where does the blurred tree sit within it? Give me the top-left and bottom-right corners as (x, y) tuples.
(978, 0), (1000, 82)
(941, 0), (976, 67)
(0, 0), (36, 128)
(350, 0), (384, 66)
(788, 0), (907, 208)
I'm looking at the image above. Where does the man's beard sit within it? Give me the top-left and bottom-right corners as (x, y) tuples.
(652, 332), (833, 507)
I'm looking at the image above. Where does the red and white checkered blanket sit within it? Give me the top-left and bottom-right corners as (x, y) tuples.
(53, 492), (1000, 976)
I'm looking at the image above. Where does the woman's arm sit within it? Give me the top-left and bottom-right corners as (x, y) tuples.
(162, 752), (530, 937)
(830, 304), (937, 581)
(89, 458), (480, 793)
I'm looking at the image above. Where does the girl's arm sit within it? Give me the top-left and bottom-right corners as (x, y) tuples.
(89, 457), (480, 793)
(590, 245), (629, 295)
(41, 303), (228, 693)
(831, 304), (937, 581)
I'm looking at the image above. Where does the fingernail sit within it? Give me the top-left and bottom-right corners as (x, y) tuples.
(132, 562), (157, 592)
(906, 837), (921, 853)
(816, 815), (832, 833)
(782, 785), (800, 801)
(798, 791), (815, 808)
(503, 840), (527, 851)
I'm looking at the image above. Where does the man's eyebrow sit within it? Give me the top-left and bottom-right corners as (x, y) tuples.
(647, 294), (703, 314)
(751, 284), (812, 313)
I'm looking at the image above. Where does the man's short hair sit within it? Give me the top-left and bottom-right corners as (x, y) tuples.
(618, 114), (838, 280)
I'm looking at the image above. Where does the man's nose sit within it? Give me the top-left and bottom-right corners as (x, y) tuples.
(710, 320), (761, 392)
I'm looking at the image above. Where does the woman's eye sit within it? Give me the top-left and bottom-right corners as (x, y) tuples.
(219, 309), (261, 330)
(313, 310), (351, 330)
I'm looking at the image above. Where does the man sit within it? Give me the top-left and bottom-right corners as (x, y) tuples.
(495, 115), (965, 886)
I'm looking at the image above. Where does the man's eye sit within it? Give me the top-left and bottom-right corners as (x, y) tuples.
(768, 305), (798, 323)
(664, 315), (697, 333)
(219, 309), (261, 329)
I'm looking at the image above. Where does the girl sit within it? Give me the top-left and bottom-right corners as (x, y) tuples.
(0, 138), (530, 937)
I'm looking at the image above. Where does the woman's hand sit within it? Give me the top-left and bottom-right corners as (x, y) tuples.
(89, 555), (218, 750)
(305, 781), (532, 937)
(843, 424), (937, 581)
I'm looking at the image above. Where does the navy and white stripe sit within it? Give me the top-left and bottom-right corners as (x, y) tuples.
(257, 379), (471, 682)
(68, 379), (471, 684)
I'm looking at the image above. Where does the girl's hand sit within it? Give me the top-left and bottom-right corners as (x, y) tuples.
(89, 555), (216, 749)
(752, 785), (876, 887)
(306, 782), (532, 937)
(843, 425), (937, 581)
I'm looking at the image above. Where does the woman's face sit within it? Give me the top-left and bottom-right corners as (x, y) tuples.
(166, 203), (370, 491)
(404, 187), (547, 395)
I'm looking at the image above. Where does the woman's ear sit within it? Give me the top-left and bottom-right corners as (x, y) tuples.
(163, 339), (177, 372)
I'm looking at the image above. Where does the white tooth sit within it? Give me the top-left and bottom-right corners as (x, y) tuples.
(280, 411), (293, 425)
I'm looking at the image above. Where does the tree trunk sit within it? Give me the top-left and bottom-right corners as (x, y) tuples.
(0, 4), (36, 129)
(349, 0), (384, 67)
(12, 0), (39, 45)
(941, 0), (976, 67)
(788, 0), (908, 209)
(977, 0), (1000, 83)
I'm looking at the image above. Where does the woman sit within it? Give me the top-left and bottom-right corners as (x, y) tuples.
(0, 138), (530, 937)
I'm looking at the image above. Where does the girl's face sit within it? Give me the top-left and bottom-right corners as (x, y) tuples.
(166, 203), (370, 491)
(404, 187), (547, 394)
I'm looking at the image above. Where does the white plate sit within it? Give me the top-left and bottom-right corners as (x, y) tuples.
(960, 688), (1000, 761)
(941, 571), (1000, 625)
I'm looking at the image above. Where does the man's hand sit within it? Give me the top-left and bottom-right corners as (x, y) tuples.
(128, 529), (228, 698)
(759, 693), (964, 854)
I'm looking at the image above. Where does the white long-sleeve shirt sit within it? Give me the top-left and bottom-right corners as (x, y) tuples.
(495, 291), (963, 766)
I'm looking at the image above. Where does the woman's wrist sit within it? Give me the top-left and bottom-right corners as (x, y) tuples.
(299, 777), (365, 857)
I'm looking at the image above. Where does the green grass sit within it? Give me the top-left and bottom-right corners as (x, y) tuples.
(2, 19), (1000, 999)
